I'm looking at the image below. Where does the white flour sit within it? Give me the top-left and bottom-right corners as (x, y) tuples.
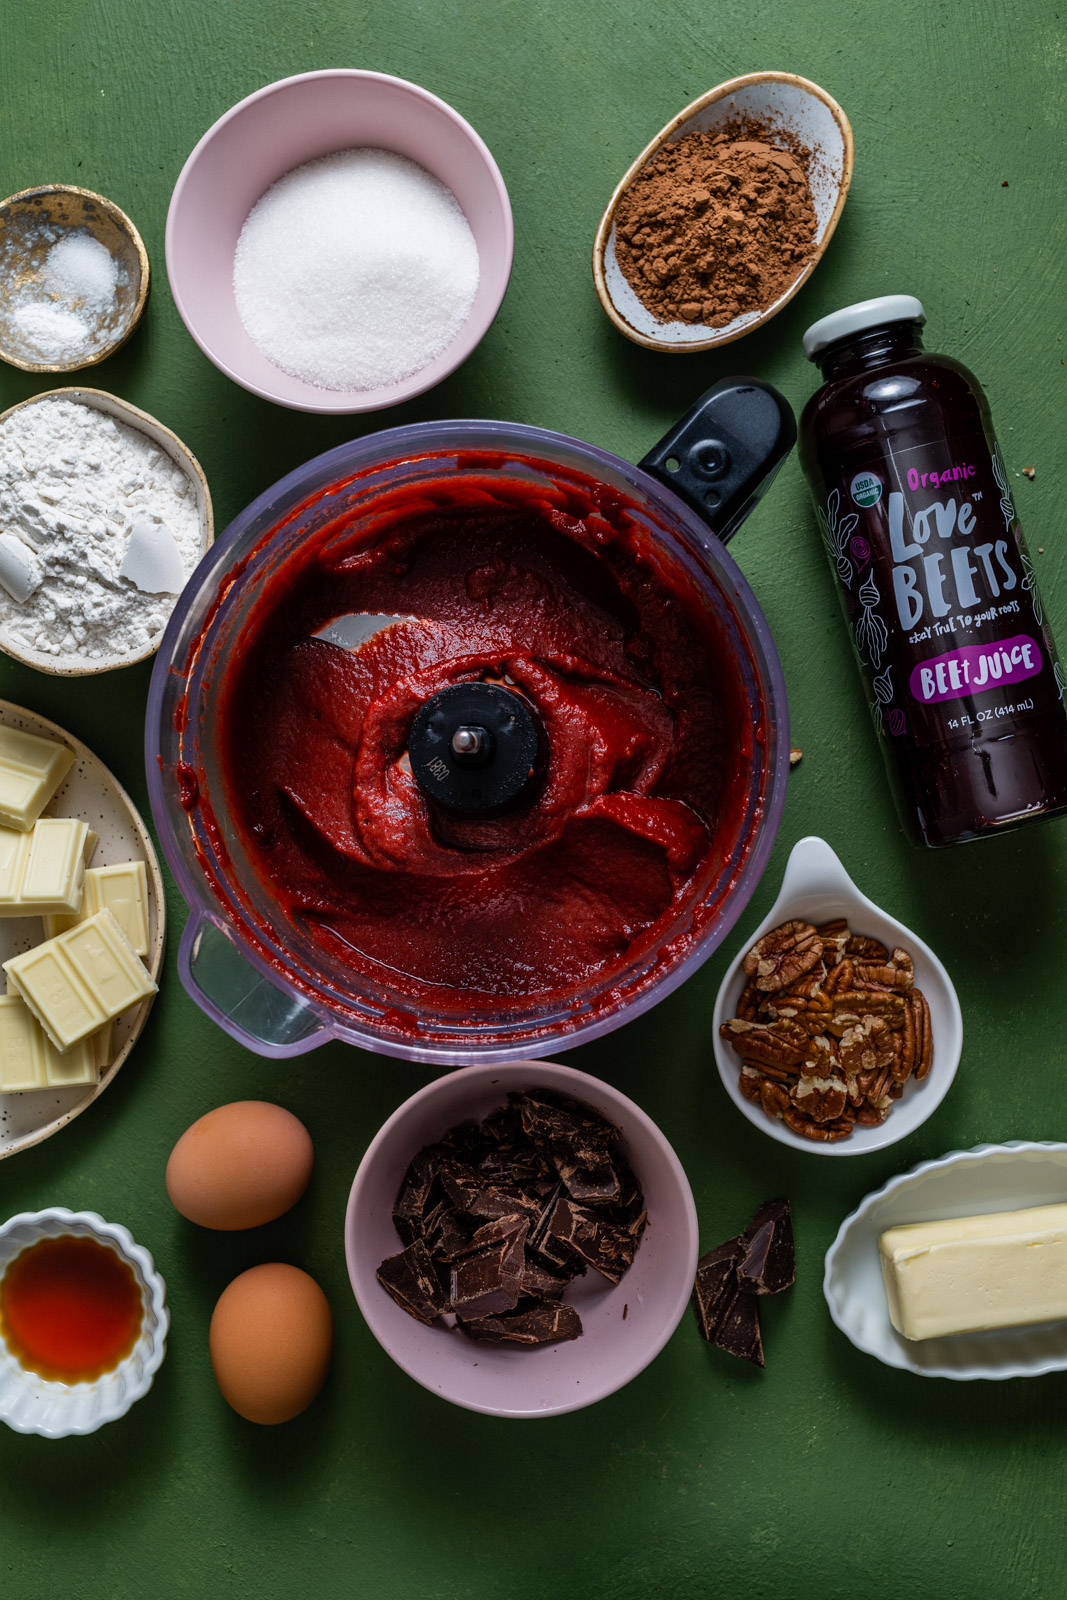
(0, 398), (202, 664)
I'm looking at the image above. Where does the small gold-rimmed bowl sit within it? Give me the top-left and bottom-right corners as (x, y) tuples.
(593, 72), (853, 353)
(0, 186), (150, 373)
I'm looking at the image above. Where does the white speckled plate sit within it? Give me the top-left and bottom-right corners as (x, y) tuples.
(824, 1142), (1067, 1379)
(0, 699), (165, 1159)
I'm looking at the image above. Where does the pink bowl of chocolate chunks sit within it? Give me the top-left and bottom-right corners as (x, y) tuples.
(344, 1059), (699, 1417)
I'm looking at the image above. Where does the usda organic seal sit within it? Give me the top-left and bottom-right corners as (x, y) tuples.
(851, 471), (882, 508)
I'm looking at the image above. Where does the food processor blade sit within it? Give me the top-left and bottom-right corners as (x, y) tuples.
(312, 612), (419, 651)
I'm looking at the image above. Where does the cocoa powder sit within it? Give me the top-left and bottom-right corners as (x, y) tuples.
(613, 122), (818, 327)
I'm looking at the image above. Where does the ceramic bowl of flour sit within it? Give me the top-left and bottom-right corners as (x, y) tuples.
(166, 70), (513, 414)
(593, 72), (853, 352)
(0, 389), (212, 676)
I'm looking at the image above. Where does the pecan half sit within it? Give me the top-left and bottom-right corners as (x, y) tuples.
(832, 989), (906, 1027)
(742, 920), (822, 992)
(783, 1108), (854, 1142)
(738, 1066), (763, 1102)
(777, 971), (831, 1001)
(720, 1017), (810, 1070)
(735, 980), (761, 1021)
(846, 934), (889, 961)
(854, 1102), (890, 1126)
(854, 949), (914, 991)
(838, 1015), (895, 1078)
(767, 988), (833, 1036)
(824, 957), (854, 995)
(759, 1079), (792, 1121)
(791, 1073), (848, 1124)
(911, 988), (933, 1080)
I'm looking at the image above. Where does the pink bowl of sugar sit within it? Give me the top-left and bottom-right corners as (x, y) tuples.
(166, 71), (513, 414)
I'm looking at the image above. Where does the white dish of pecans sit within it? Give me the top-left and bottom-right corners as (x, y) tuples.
(712, 835), (963, 1156)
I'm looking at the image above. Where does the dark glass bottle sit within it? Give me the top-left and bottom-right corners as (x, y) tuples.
(799, 295), (1067, 847)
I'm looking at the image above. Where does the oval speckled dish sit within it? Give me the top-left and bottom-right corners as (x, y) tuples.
(593, 72), (853, 353)
(824, 1143), (1067, 1379)
(0, 1208), (168, 1436)
(0, 700), (165, 1160)
(0, 185), (150, 373)
(0, 387), (213, 675)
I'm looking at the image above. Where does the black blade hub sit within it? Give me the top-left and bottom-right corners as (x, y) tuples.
(409, 682), (546, 815)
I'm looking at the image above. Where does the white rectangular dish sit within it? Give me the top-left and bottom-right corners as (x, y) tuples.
(823, 1142), (1067, 1379)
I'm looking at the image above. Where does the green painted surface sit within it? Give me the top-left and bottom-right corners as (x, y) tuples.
(0, 1), (1065, 1595)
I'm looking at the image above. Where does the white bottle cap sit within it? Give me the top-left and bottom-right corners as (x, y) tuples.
(802, 295), (926, 360)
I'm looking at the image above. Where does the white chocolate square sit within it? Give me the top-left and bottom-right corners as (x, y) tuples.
(0, 992), (97, 1091)
(0, 727), (74, 831)
(4, 908), (156, 1050)
(0, 819), (96, 916)
(43, 860), (149, 955)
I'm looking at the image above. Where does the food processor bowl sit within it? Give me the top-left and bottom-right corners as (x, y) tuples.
(146, 412), (791, 1062)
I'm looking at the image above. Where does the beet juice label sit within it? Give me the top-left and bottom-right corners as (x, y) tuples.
(816, 437), (1065, 749)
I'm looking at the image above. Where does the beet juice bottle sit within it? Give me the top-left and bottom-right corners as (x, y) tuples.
(799, 294), (1067, 847)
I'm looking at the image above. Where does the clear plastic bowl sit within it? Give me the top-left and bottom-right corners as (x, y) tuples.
(145, 420), (790, 1061)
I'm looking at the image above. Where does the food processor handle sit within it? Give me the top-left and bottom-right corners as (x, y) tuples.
(638, 377), (796, 545)
(178, 913), (334, 1059)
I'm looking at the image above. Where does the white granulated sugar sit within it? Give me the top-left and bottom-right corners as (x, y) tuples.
(0, 399), (202, 665)
(1, 226), (127, 363)
(44, 231), (120, 311)
(233, 147), (480, 392)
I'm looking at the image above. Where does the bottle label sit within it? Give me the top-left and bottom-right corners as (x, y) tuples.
(816, 434), (1065, 747)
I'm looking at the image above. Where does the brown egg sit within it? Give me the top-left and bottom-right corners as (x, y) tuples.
(165, 1101), (314, 1230)
(209, 1263), (333, 1425)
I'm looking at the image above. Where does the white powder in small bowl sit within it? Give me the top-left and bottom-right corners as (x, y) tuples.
(233, 148), (480, 393)
(2, 228), (127, 364)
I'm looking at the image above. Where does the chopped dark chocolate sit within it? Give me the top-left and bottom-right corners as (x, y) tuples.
(713, 1283), (765, 1367)
(376, 1239), (451, 1324)
(460, 1301), (583, 1345)
(548, 1196), (644, 1285)
(392, 1149), (444, 1244)
(691, 1197), (795, 1366)
(519, 1089), (622, 1204)
(692, 1239), (744, 1342)
(381, 1088), (645, 1347)
(518, 1259), (571, 1301)
(527, 1179), (582, 1273)
(737, 1198), (795, 1296)
(450, 1215), (528, 1320)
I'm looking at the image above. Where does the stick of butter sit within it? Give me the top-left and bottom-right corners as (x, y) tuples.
(879, 1204), (1067, 1340)
(0, 993), (98, 1091)
(3, 908), (156, 1051)
(43, 860), (150, 954)
(0, 818), (97, 916)
(0, 727), (74, 832)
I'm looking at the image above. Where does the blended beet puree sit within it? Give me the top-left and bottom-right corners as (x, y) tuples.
(215, 459), (754, 1015)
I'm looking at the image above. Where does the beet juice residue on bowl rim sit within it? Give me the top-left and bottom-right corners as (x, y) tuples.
(151, 426), (788, 1060)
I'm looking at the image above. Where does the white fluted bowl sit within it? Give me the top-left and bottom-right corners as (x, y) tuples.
(0, 1207), (168, 1436)
(824, 1143), (1067, 1379)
